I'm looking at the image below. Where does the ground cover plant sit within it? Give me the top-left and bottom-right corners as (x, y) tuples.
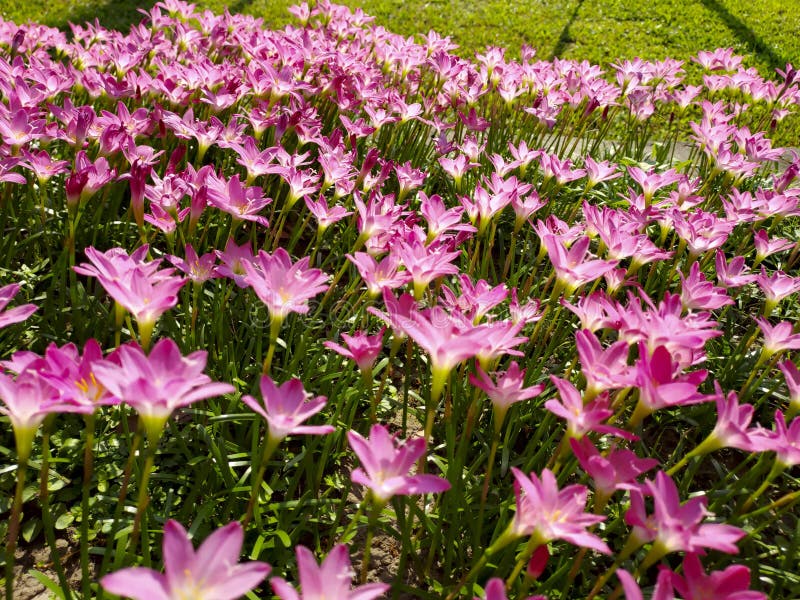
(0, 0), (800, 598)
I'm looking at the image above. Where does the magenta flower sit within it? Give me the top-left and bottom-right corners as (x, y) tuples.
(755, 318), (800, 356)
(672, 554), (766, 600)
(243, 248), (329, 321)
(540, 233), (618, 292)
(575, 329), (634, 398)
(748, 410), (800, 468)
(101, 520), (270, 600)
(38, 340), (116, 411)
(92, 339), (234, 442)
(271, 544), (388, 600)
(242, 376), (333, 442)
(570, 437), (658, 507)
(778, 360), (800, 415)
(679, 262), (733, 311)
(477, 578), (546, 600)
(324, 329), (385, 372)
(0, 283), (36, 329)
(347, 252), (411, 297)
(347, 424), (450, 504)
(470, 362), (544, 432)
(507, 467), (611, 554)
(0, 370), (71, 461)
(625, 471), (745, 557)
(617, 568), (673, 600)
(545, 377), (635, 440)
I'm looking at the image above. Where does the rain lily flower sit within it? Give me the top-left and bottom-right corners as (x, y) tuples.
(347, 424), (450, 504)
(477, 578), (546, 600)
(755, 317), (800, 357)
(242, 376), (334, 443)
(271, 544), (389, 600)
(0, 370), (71, 462)
(101, 520), (270, 600)
(469, 362), (544, 433)
(243, 248), (329, 321)
(570, 437), (658, 509)
(625, 471), (745, 561)
(92, 339), (234, 443)
(545, 376), (635, 440)
(671, 554), (766, 600)
(324, 329), (385, 373)
(500, 467), (610, 554)
(0, 283), (36, 329)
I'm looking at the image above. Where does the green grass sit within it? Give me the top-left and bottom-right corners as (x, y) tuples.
(2, 0), (800, 76)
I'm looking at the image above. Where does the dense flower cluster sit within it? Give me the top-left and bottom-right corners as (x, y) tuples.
(0, 0), (798, 598)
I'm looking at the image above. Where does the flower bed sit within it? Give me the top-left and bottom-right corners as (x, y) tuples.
(0, 1), (799, 598)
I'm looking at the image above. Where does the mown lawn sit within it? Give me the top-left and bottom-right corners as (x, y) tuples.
(3, 0), (800, 76)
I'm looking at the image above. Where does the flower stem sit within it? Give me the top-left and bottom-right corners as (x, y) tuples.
(243, 434), (281, 527)
(80, 414), (96, 600)
(5, 455), (28, 600)
(360, 501), (381, 584)
(39, 418), (71, 599)
(128, 438), (157, 560)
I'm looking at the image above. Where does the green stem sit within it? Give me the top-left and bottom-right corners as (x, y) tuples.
(128, 439), (157, 560)
(5, 455), (28, 600)
(80, 414), (96, 600)
(39, 419), (71, 599)
(360, 501), (381, 584)
(243, 434), (281, 527)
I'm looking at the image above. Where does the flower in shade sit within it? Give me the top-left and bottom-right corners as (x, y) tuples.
(92, 339), (234, 443)
(570, 437), (658, 509)
(0, 283), (36, 329)
(271, 544), (388, 600)
(544, 377), (636, 440)
(241, 376), (334, 442)
(625, 471), (745, 557)
(506, 467), (611, 554)
(347, 424), (450, 504)
(101, 520), (270, 600)
(672, 553), (766, 600)
(243, 248), (329, 321)
(324, 329), (385, 372)
(469, 362), (544, 433)
(477, 578), (546, 600)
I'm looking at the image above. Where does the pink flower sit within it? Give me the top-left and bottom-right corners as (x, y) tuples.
(347, 424), (450, 504)
(92, 339), (234, 441)
(271, 544), (388, 600)
(0, 283), (36, 329)
(0, 370), (71, 461)
(477, 578), (546, 600)
(509, 468), (611, 554)
(38, 340), (116, 411)
(324, 329), (385, 372)
(575, 329), (635, 397)
(242, 376), (334, 442)
(243, 248), (329, 321)
(748, 410), (800, 468)
(545, 377), (635, 440)
(617, 568), (673, 600)
(570, 437), (658, 505)
(625, 471), (745, 555)
(671, 554), (766, 600)
(778, 360), (800, 414)
(101, 520), (270, 600)
(347, 252), (411, 297)
(679, 262), (733, 311)
(540, 233), (618, 292)
(715, 252), (756, 288)
(755, 318), (800, 356)
(470, 362), (544, 431)
(168, 245), (219, 284)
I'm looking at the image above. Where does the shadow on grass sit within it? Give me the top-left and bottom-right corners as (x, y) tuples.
(698, 0), (788, 72)
(549, 0), (585, 60)
(45, 1), (157, 33)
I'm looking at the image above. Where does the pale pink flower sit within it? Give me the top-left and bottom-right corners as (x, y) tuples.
(347, 424), (450, 504)
(101, 520), (270, 600)
(243, 248), (329, 321)
(271, 544), (388, 600)
(509, 468), (611, 554)
(242, 376), (333, 442)
(0, 283), (36, 329)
